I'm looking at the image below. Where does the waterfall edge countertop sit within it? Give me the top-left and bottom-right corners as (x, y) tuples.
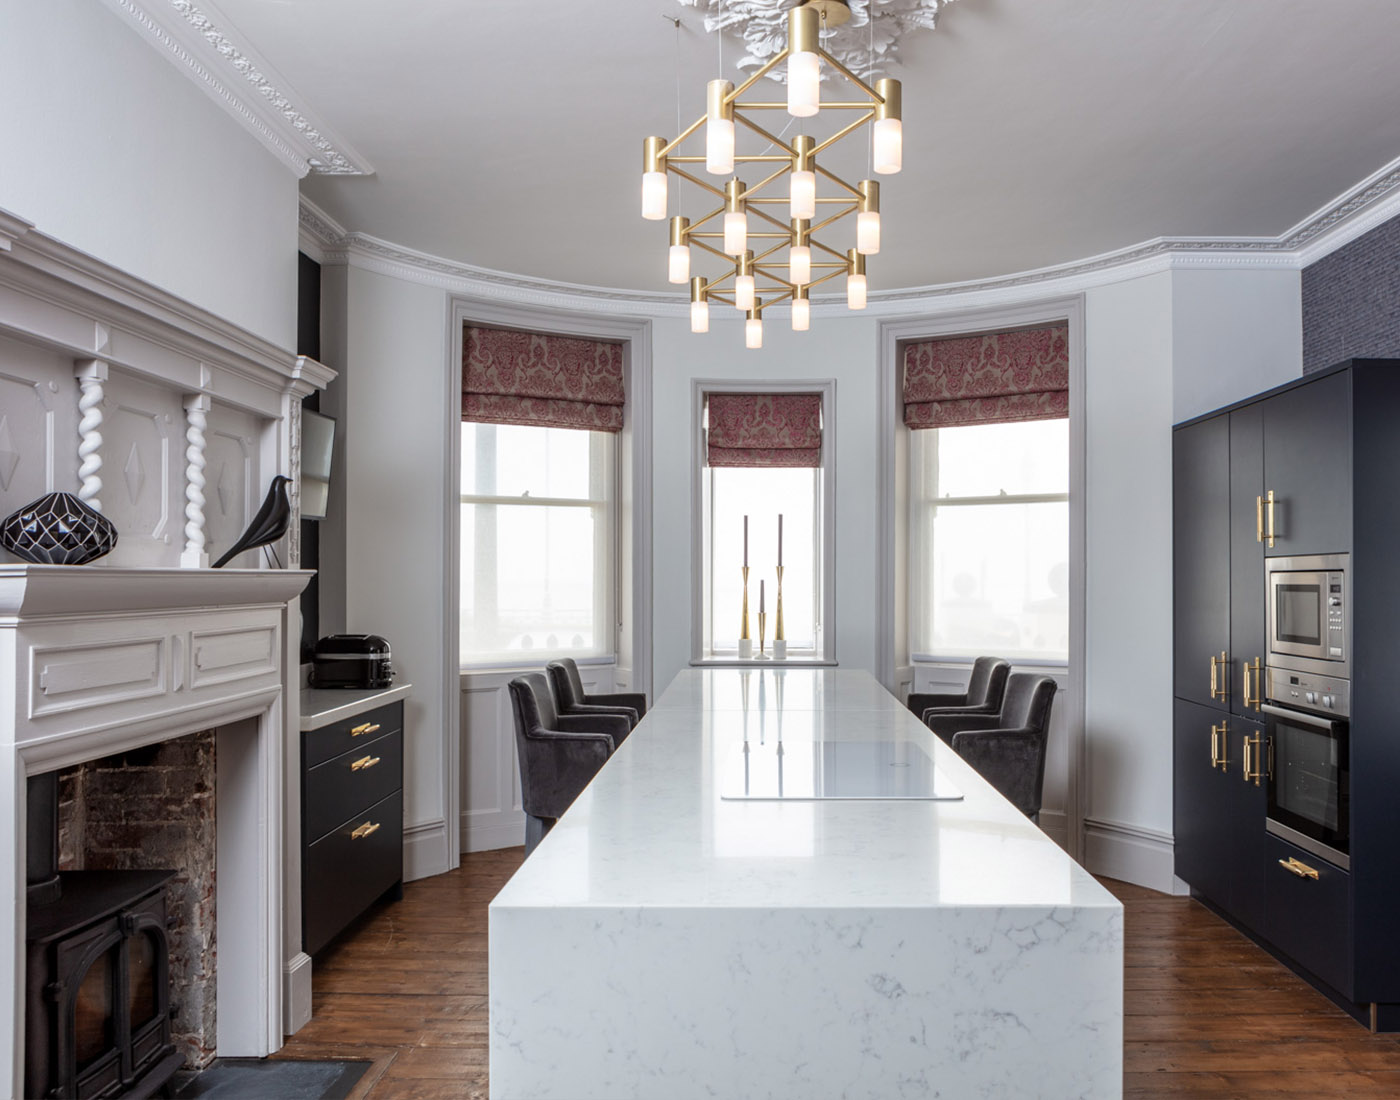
(489, 668), (1123, 1099)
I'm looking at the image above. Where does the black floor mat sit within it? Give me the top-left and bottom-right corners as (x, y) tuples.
(170, 1057), (371, 1099)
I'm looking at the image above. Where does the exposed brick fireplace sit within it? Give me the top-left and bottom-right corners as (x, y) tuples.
(57, 732), (219, 1069)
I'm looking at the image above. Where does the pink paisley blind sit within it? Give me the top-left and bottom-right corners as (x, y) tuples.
(706, 393), (822, 468)
(902, 324), (1069, 430)
(462, 325), (625, 432)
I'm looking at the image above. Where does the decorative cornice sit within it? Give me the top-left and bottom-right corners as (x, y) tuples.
(98, 0), (372, 179)
(0, 210), (34, 253)
(300, 147), (1400, 315)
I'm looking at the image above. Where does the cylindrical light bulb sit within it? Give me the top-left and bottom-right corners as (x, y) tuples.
(787, 52), (820, 117)
(668, 245), (690, 284)
(642, 171), (667, 220)
(847, 272), (867, 310)
(706, 80), (736, 176)
(858, 211), (881, 254)
(724, 211), (747, 256)
(706, 118), (735, 175)
(691, 299), (710, 333)
(873, 119), (902, 175)
(735, 274), (755, 311)
(789, 244), (811, 286)
(792, 296), (810, 332)
(790, 170), (816, 220)
(746, 315), (764, 349)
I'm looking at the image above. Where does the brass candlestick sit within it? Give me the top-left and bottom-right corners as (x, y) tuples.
(740, 565), (751, 642)
(775, 565), (785, 642)
(758, 611), (767, 656)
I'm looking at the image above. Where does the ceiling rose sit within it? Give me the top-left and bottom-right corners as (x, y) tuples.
(677, 0), (955, 82)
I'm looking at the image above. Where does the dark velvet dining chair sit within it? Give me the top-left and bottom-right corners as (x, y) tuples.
(923, 673), (1058, 823)
(906, 656), (1011, 725)
(547, 657), (649, 731)
(508, 673), (631, 855)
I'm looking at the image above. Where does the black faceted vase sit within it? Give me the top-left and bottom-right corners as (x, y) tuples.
(1, 491), (117, 565)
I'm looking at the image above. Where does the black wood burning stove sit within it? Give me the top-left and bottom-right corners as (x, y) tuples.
(25, 775), (183, 1100)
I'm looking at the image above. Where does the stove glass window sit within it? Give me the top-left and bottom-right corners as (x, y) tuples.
(1276, 720), (1340, 832)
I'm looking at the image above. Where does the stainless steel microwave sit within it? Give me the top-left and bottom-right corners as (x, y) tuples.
(1266, 553), (1348, 677)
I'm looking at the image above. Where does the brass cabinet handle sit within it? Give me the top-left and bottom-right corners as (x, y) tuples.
(1210, 724), (1220, 768)
(1244, 657), (1263, 711)
(1256, 494), (1265, 544)
(350, 755), (381, 772)
(1210, 651), (1229, 702)
(1211, 721), (1229, 770)
(351, 722), (381, 737)
(1279, 856), (1319, 880)
(1264, 489), (1276, 548)
(351, 821), (381, 840)
(1244, 732), (1263, 786)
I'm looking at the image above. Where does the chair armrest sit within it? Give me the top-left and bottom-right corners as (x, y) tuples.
(906, 692), (967, 715)
(922, 712), (1003, 742)
(562, 701), (640, 733)
(587, 692), (649, 720)
(519, 731), (614, 820)
(557, 712), (633, 742)
(949, 727), (1044, 817)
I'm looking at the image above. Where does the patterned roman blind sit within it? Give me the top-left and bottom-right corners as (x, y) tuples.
(462, 325), (625, 432)
(902, 324), (1069, 430)
(706, 392), (822, 468)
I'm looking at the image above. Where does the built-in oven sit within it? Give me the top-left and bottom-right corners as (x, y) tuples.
(1266, 553), (1348, 677)
(1262, 666), (1350, 870)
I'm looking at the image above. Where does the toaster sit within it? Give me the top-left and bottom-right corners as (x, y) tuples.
(311, 634), (394, 689)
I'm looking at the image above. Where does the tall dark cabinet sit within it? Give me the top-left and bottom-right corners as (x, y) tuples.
(1173, 359), (1400, 1030)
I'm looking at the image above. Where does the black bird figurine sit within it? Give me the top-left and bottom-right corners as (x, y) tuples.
(212, 475), (292, 568)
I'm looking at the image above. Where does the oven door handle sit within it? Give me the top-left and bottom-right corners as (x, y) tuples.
(1260, 702), (1340, 732)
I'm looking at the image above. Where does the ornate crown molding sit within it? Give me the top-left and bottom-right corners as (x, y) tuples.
(98, 0), (372, 179)
(679, 0), (955, 82)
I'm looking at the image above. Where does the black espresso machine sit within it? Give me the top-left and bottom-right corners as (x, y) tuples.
(311, 634), (394, 689)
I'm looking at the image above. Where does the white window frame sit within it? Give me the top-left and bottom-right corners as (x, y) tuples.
(458, 422), (618, 667)
(689, 378), (837, 665)
(907, 421), (1070, 665)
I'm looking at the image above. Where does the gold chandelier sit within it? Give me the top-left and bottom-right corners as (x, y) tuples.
(641, 0), (903, 348)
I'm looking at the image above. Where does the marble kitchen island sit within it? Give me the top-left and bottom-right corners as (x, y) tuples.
(489, 669), (1123, 1099)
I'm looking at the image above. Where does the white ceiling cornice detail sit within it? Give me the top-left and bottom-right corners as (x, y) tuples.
(98, 0), (373, 179)
(680, 0), (955, 82)
(300, 148), (1400, 315)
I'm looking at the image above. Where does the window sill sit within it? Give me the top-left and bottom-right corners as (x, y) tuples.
(690, 657), (837, 668)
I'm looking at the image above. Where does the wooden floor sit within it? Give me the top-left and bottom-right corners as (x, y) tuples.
(278, 849), (1400, 1098)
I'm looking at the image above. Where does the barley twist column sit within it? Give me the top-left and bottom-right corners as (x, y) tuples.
(74, 360), (108, 512)
(181, 394), (212, 568)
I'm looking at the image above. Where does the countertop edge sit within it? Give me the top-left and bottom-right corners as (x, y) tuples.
(300, 683), (413, 730)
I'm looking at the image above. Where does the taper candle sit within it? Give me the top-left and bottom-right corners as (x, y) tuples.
(778, 514), (783, 567)
(760, 579), (765, 614)
(743, 514), (748, 567)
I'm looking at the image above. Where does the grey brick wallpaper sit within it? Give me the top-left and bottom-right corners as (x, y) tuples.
(1303, 212), (1400, 373)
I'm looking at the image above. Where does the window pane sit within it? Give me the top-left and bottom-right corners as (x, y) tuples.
(461, 422), (594, 500)
(931, 419), (1068, 498)
(710, 466), (819, 652)
(924, 500), (1068, 661)
(461, 501), (604, 660)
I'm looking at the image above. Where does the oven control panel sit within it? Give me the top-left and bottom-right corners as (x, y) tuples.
(1325, 571), (1345, 658)
(1266, 666), (1350, 718)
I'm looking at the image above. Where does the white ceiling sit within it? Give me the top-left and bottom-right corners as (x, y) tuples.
(217, 0), (1400, 294)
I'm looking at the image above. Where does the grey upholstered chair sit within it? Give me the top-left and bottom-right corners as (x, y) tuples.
(508, 673), (632, 855)
(923, 673), (1058, 822)
(906, 656), (1011, 725)
(547, 657), (649, 731)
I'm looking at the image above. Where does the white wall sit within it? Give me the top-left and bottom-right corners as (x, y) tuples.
(1171, 267), (1302, 421)
(336, 265), (454, 879)
(1080, 272), (1178, 888)
(650, 312), (882, 689)
(0, 0), (298, 349)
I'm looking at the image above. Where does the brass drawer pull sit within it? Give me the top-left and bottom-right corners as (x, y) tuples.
(351, 722), (381, 737)
(1210, 652), (1229, 702)
(1243, 733), (1262, 786)
(1245, 657), (1263, 711)
(1210, 722), (1229, 770)
(350, 755), (381, 772)
(1278, 856), (1319, 880)
(351, 821), (381, 841)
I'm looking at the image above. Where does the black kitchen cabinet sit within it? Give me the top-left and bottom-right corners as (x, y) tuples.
(1260, 369), (1351, 558)
(1228, 405), (1266, 719)
(1172, 415), (1230, 710)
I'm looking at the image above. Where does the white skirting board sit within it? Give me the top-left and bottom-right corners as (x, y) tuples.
(461, 812), (526, 853)
(404, 818), (452, 881)
(282, 952), (313, 1035)
(1082, 817), (1187, 895)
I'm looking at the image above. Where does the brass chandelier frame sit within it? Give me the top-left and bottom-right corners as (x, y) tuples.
(642, 2), (902, 338)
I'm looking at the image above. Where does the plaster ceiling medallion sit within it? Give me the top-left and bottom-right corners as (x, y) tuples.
(678, 0), (955, 82)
